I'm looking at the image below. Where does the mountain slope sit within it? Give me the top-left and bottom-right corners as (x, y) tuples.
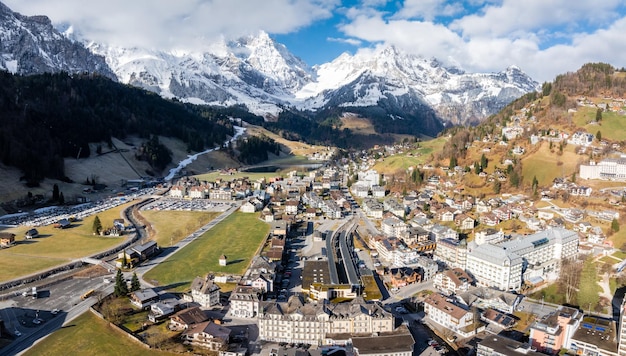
(298, 47), (539, 125)
(89, 33), (538, 127)
(0, 2), (114, 79)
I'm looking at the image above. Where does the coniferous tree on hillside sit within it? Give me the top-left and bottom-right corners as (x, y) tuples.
(0, 72), (233, 182)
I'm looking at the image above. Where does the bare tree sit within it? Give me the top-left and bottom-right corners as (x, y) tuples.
(558, 258), (583, 304)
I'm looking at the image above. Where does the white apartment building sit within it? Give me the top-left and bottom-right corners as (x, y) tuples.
(381, 216), (408, 237)
(228, 286), (262, 318)
(580, 158), (626, 181)
(466, 242), (524, 291)
(357, 170), (380, 188)
(434, 238), (467, 270)
(467, 228), (578, 291)
(188, 276), (220, 308)
(258, 296), (393, 345)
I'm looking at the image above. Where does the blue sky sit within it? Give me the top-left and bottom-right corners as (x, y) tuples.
(5, 0), (626, 82)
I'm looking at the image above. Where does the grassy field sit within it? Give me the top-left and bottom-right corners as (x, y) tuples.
(142, 212), (269, 292)
(23, 312), (178, 356)
(573, 106), (626, 141)
(139, 210), (219, 247)
(372, 137), (447, 174)
(521, 142), (581, 186)
(0, 201), (136, 282)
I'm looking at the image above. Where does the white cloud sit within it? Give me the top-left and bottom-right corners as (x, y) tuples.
(339, 1), (626, 82)
(4, 0), (338, 50)
(327, 37), (362, 46)
(451, 0), (623, 38)
(393, 0), (464, 21)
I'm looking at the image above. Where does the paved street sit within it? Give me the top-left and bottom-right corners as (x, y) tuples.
(0, 198), (240, 355)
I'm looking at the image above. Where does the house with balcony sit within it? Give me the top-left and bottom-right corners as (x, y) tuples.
(423, 293), (480, 338)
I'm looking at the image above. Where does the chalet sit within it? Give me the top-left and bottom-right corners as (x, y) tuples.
(437, 208), (455, 222)
(479, 213), (500, 227)
(181, 321), (232, 350)
(0, 232), (16, 247)
(130, 288), (159, 309)
(389, 267), (420, 288)
(433, 268), (473, 295)
(493, 206), (513, 221)
(454, 214), (475, 230)
(170, 307), (210, 330)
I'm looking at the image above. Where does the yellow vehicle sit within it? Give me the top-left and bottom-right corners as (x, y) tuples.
(81, 289), (95, 300)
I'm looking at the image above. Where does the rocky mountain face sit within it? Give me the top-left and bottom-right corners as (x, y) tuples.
(297, 47), (539, 125)
(0, 1), (539, 130)
(0, 2), (114, 79)
(92, 34), (539, 126)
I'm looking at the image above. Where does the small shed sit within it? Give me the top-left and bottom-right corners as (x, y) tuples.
(219, 254), (227, 266)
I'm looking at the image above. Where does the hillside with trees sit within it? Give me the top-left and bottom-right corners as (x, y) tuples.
(0, 71), (234, 184)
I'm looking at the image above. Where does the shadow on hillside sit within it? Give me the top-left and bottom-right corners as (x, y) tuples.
(153, 281), (188, 293)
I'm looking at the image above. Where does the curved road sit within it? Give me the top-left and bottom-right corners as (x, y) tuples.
(2, 199), (240, 355)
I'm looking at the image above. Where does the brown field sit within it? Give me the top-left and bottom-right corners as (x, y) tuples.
(139, 210), (219, 247)
(0, 201), (136, 281)
(339, 114), (378, 135)
(521, 142), (582, 186)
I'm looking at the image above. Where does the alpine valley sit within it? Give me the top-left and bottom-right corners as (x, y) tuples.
(0, 1), (539, 139)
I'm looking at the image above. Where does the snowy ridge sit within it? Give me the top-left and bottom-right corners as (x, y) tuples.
(0, 2), (114, 78)
(92, 36), (538, 125)
(0, 0), (539, 127)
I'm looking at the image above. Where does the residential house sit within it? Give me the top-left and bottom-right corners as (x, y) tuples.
(433, 238), (467, 270)
(149, 299), (180, 322)
(457, 288), (523, 314)
(436, 208), (455, 222)
(170, 185), (186, 198)
(389, 267), (420, 288)
(371, 185), (386, 198)
(170, 306), (210, 330)
(529, 306), (583, 355)
(181, 321), (232, 350)
(477, 335), (545, 356)
(493, 206), (513, 221)
(228, 286), (262, 318)
(455, 214), (475, 230)
(423, 293), (479, 338)
(433, 268), (473, 296)
(188, 275), (221, 308)
(381, 216), (408, 237)
(480, 308), (517, 329)
(479, 213), (500, 227)
(130, 288), (159, 309)
(0, 232), (16, 247)
(351, 327), (415, 356)
(285, 200), (299, 215)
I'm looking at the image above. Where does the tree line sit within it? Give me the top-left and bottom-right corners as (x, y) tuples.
(0, 71), (234, 184)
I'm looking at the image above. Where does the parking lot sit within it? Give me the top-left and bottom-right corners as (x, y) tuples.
(0, 188), (157, 227)
(140, 197), (233, 212)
